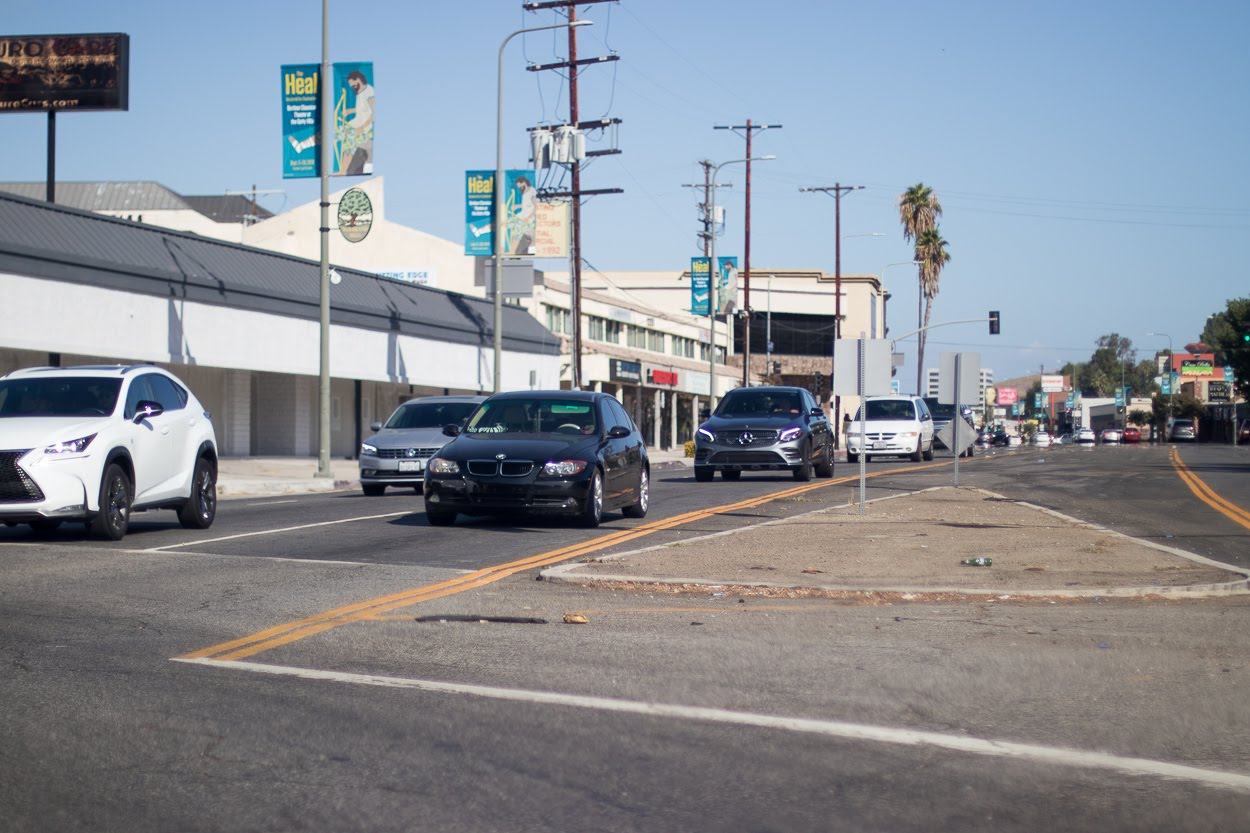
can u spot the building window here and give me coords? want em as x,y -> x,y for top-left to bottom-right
588,316 -> 622,344
544,304 -> 571,335
673,336 -> 695,358
648,330 -> 666,353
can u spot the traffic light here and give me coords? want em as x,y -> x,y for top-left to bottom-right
1241,326 -> 1250,344
814,370 -> 824,391
988,310 -> 1000,335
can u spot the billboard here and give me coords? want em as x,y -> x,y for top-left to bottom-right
281,61 -> 375,179
997,386 -> 1018,406
0,34 -> 129,112
690,257 -> 711,315
534,201 -> 569,258
1040,374 -> 1065,392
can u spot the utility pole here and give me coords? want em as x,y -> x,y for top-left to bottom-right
681,160 -> 729,258
799,183 -> 863,447
716,121 -> 781,387
524,0 -> 622,390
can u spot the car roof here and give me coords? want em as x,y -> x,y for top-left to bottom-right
1,364 -> 164,380
399,395 -> 486,404
863,394 -> 918,401
486,389 -> 601,402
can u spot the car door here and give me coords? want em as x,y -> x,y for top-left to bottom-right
122,373 -> 184,503
144,373 -> 195,499
603,397 -> 639,504
803,390 -> 829,452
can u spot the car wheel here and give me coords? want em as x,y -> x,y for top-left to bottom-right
815,438 -> 834,477
177,456 -> 217,529
425,504 -> 457,526
792,447 -> 813,481
578,469 -> 604,528
622,467 -> 649,518
922,441 -> 934,461
694,467 -> 714,482
846,450 -> 859,464
721,469 -> 741,481
91,463 -> 132,541
361,484 -> 386,496
909,441 -> 923,463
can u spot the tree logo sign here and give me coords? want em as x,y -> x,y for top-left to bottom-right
337,188 -> 372,243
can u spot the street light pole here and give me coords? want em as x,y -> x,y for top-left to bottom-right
708,155 -> 774,410
1148,331 -> 1173,442
493,19 -> 590,394
316,0 -> 332,478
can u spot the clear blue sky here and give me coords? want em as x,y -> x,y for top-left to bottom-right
4,1 -> 1247,388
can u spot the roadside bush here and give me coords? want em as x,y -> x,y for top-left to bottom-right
684,440 -> 695,458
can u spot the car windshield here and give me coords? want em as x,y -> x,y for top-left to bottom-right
855,400 -> 916,421
0,377 -> 122,417
716,391 -> 802,417
385,401 -> 478,429
464,398 -> 598,436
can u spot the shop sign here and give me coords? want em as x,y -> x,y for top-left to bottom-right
0,34 -> 129,112
1207,380 -> 1230,402
1180,357 -> 1214,376
648,369 -> 678,386
610,359 -> 641,383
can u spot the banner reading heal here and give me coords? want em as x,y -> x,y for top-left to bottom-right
691,257 -> 711,316
465,171 -> 495,256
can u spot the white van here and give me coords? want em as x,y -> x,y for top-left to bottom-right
844,395 -> 935,463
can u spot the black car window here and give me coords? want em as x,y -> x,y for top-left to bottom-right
124,377 -> 155,420
0,377 -> 122,417
466,398 -> 597,436
387,401 -> 479,429
606,397 -> 633,432
862,399 -> 916,420
718,391 -> 799,417
145,374 -> 187,411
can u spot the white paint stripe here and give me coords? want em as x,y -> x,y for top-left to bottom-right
245,500 -> 300,506
175,658 -> 1250,793
144,511 -> 410,552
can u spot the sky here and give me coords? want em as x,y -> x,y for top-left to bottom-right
3,1 -> 1248,389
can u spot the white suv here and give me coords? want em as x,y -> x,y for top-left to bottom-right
0,365 -> 218,540
844,394 -> 935,463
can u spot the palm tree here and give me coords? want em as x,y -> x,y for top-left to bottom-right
914,228 -> 951,394
898,184 -> 943,393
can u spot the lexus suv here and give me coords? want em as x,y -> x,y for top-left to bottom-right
359,395 -> 485,495
0,365 -> 218,540
694,386 -> 833,482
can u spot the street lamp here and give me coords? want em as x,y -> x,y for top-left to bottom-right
1147,331 -> 1173,442
708,154 -> 774,409
493,19 -> 591,393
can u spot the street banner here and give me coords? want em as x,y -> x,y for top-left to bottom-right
1034,392 -> 1044,408
502,169 -> 537,256
281,64 -> 320,179
717,256 -> 737,314
465,171 -> 495,255
534,201 -> 569,258
691,257 -> 711,315
332,62 -> 375,177
0,33 -> 129,112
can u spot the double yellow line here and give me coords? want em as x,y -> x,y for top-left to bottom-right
181,460 -> 951,661
1169,447 -> 1250,530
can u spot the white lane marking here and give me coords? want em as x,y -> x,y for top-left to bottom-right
175,658 -> 1250,794
245,500 -> 300,506
144,511 -> 410,552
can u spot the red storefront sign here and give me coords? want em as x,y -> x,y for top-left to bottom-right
648,369 -> 678,386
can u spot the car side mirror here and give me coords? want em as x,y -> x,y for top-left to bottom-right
607,425 -> 631,439
442,423 -> 461,437
133,400 -> 164,423
809,407 -> 823,418
370,421 -> 383,432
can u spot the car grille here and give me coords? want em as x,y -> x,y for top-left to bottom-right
706,450 -> 786,465
374,447 -> 439,459
859,432 -> 898,441
0,450 -> 44,503
466,459 -> 535,477
712,429 -> 780,446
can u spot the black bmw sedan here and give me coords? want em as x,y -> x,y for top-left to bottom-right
422,391 -> 649,527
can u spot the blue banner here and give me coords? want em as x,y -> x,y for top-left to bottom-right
281,64 -> 319,179
717,256 -> 737,314
691,257 -> 711,315
464,169 -> 534,256
465,171 -> 495,256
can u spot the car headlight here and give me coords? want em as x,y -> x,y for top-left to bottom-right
427,457 -> 460,475
696,427 -> 715,442
360,442 -> 378,456
897,431 -> 919,439
779,426 -> 802,442
44,434 -> 97,455
539,460 -> 588,478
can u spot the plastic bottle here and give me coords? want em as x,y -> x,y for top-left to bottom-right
960,557 -> 993,567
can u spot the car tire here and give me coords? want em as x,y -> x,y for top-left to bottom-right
177,456 -> 217,529
847,450 -> 859,464
622,467 -> 649,518
792,448 -> 813,481
578,469 -> 604,528
815,439 -> 834,478
922,441 -> 934,461
91,463 -> 132,541
425,504 -> 457,526
721,469 -> 741,481
361,484 -> 386,497
909,441 -> 923,463
694,467 -> 714,482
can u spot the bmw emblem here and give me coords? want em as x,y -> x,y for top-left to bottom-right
737,432 -> 754,446
405,448 -> 417,458
496,453 -> 507,460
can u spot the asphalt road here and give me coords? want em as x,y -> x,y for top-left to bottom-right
3,443 -> 1248,831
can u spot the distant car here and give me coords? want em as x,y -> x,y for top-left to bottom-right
1121,426 -> 1141,443
422,390 -> 648,528
1239,420 -> 1250,444
1053,433 -> 1073,445
1100,428 -> 1123,444
975,431 -> 995,447
695,386 -> 833,481
1169,419 -> 1196,442
359,395 -> 485,495
844,394 -> 935,464
1033,431 -> 1052,447
1007,434 -> 1023,447
1075,427 -> 1096,444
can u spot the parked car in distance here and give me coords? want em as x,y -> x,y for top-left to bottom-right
1075,427 -> 1097,444
1007,434 -> 1023,447
844,395 -> 935,464
1100,427 -> 1123,444
695,386 -> 832,481
975,430 -> 995,447
422,390 -> 648,528
1053,432 -> 1073,445
1169,419 -> 1197,442
0,364 -> 218,540
1121,426 -> 1141,443
1239,419 -> 1250,444
1032,431 -> 1052,447
359,395 -> 485,495
922,397 -> 976,458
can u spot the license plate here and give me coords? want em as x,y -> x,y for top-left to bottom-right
872,441 -> 890,450
397,459 -> 424,473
